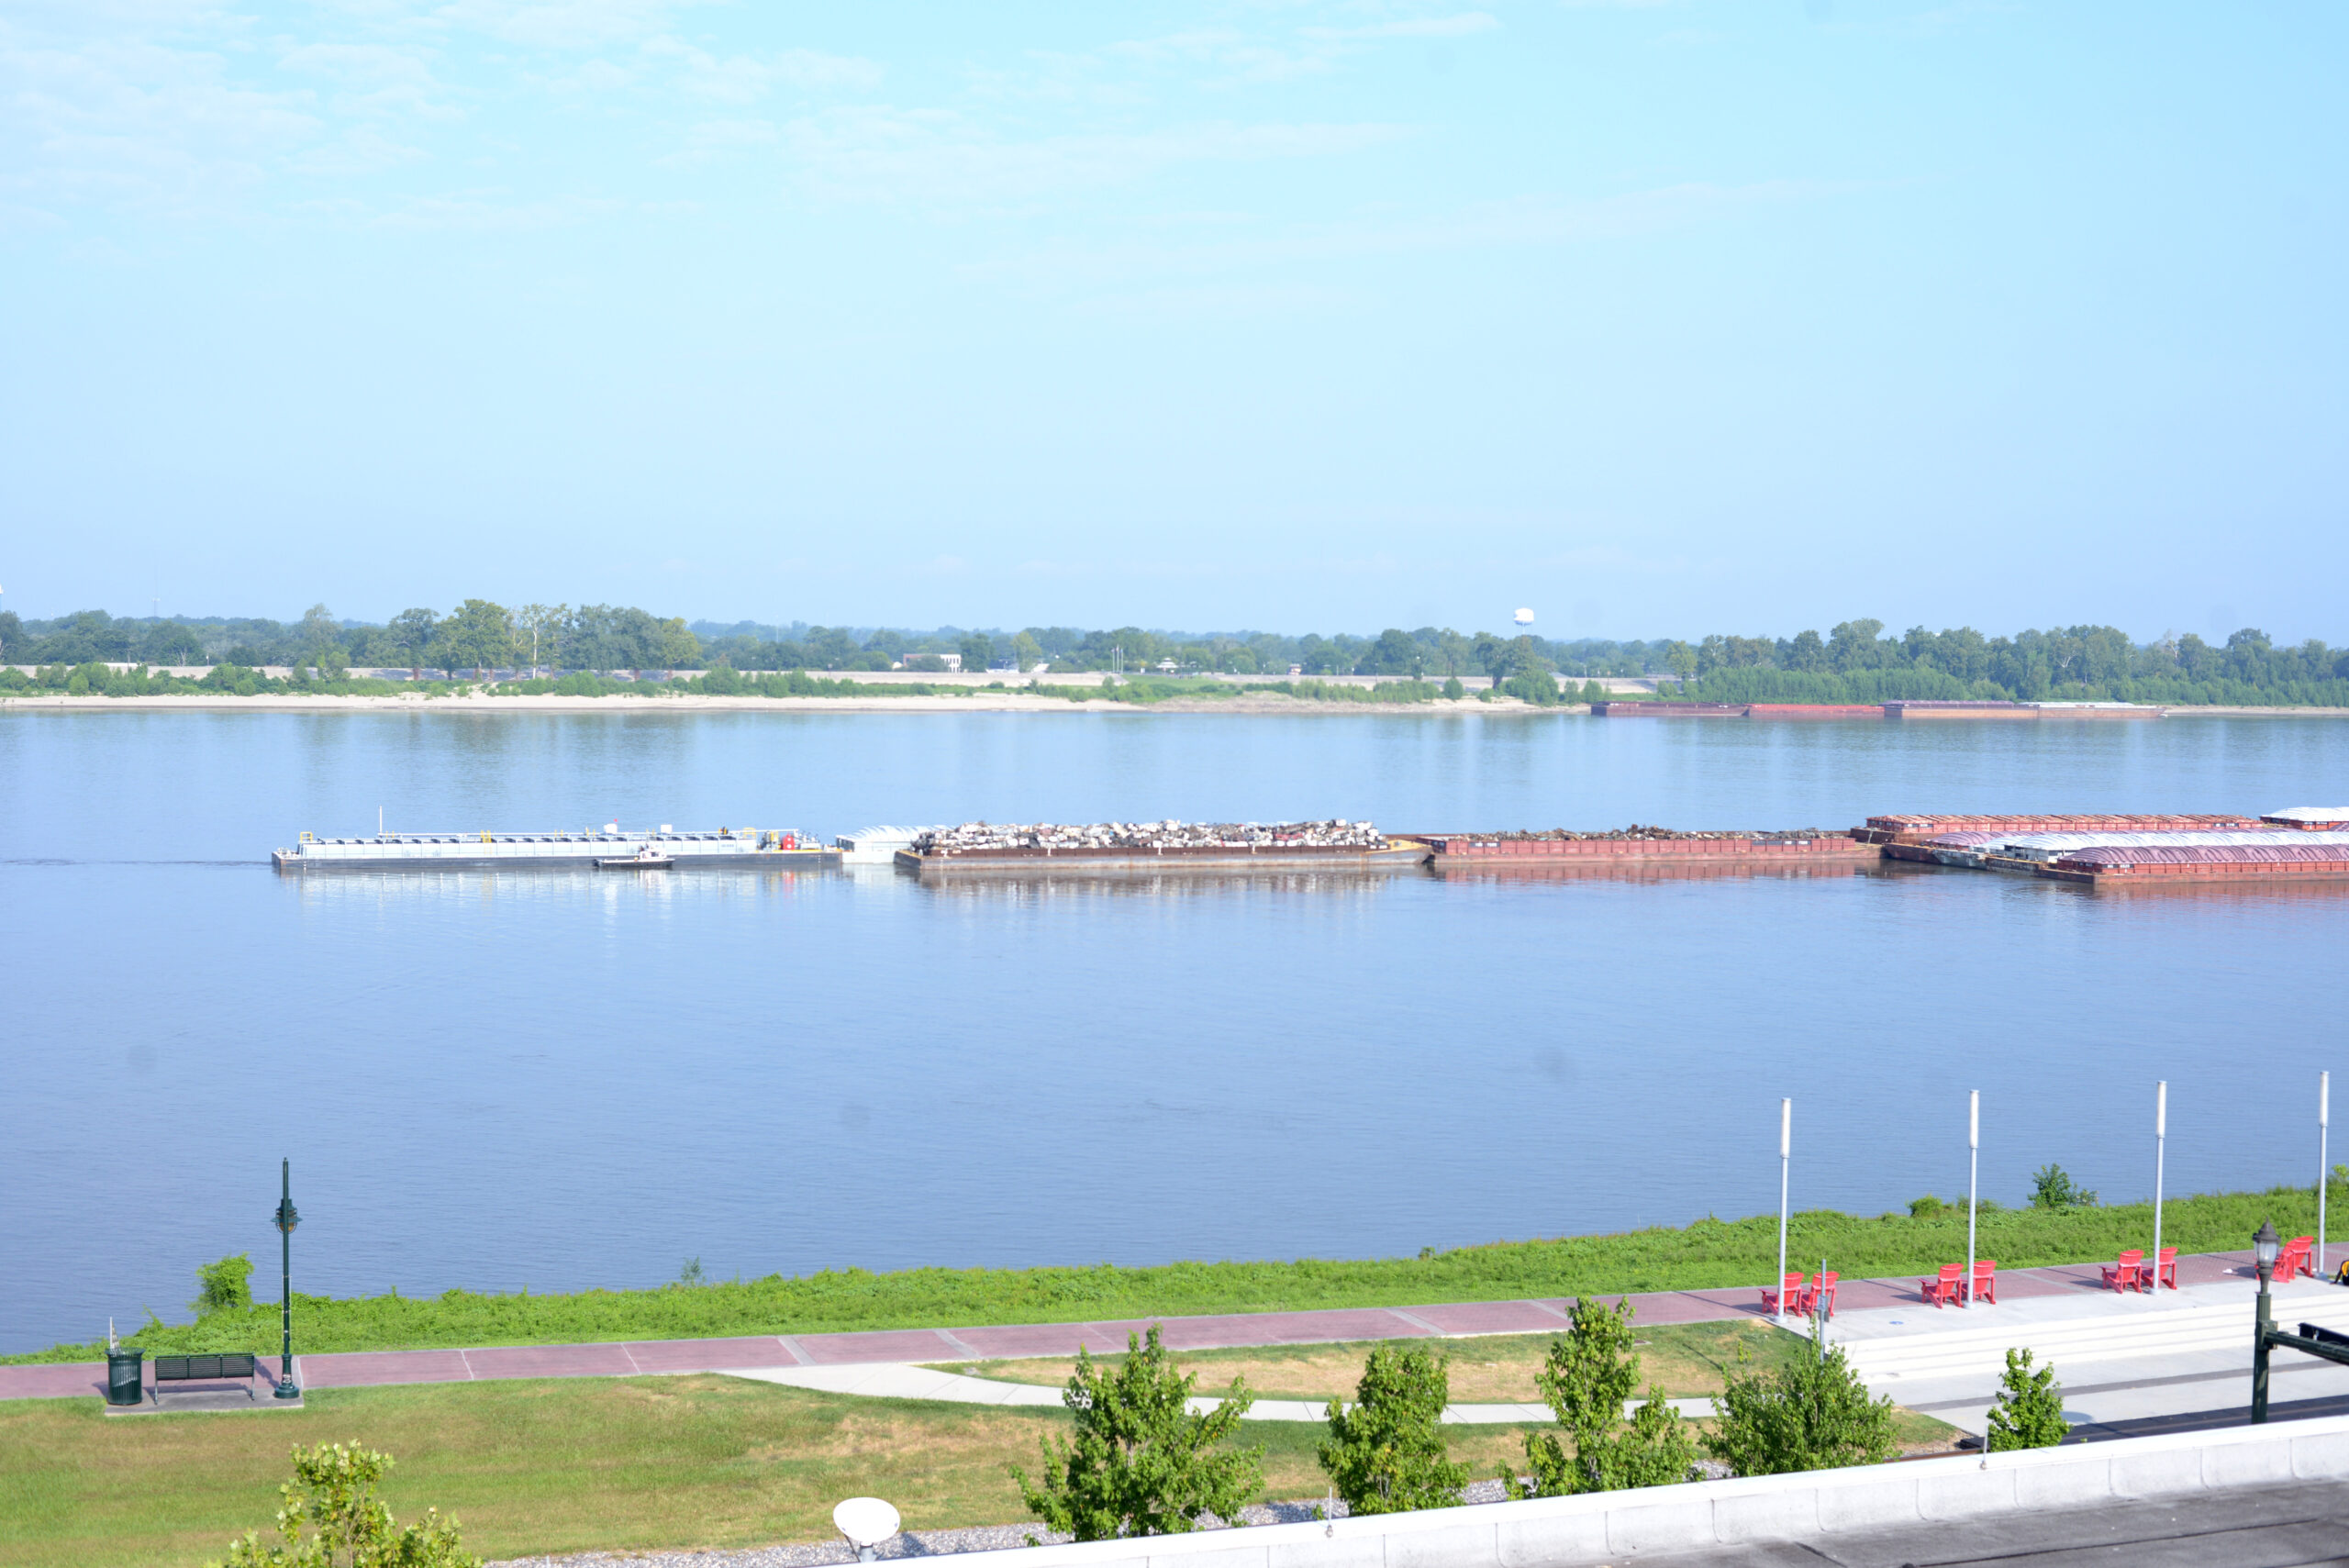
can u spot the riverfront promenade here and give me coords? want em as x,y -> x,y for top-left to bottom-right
0,1247 -> 2269,1407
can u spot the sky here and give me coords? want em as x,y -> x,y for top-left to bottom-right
2,1 -> 2343,642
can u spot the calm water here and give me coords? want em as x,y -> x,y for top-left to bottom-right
3,709 -> 2344,1353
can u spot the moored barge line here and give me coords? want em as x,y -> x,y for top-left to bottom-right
896,841 -> 1431,876
273,827 -> 839,872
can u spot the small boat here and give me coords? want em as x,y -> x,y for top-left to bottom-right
596,849 -> 674,870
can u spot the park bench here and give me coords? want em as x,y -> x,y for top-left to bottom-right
1920,1263 -> 1963,1307
152,1352 -> 261,1400
2100,1249 -> 2144,1293
1966,1259 -> 1998,1305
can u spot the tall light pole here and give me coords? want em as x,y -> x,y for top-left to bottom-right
2152,1081 -> 2167,1285
1776,1098 -> 1792,1320
273,1159 -> 301,1399
1966,1090 -> 1979,1306
2321,1073 -> 2332,1278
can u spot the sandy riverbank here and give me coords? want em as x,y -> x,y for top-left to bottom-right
0,692 -> 1567,716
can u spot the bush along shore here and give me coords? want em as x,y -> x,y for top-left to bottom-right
11,1185 -> 2325,1366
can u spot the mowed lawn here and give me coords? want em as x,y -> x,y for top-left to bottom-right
0,1376 -> 1543,1568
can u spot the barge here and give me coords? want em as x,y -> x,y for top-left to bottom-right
1854,813 -> 2259,847
273,825 -> 838,871
1421,828 -> 1879,870
895,819 -> 1429,877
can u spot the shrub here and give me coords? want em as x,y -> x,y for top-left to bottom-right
1705,1323 -> 1898,1475
1442,676 -> 1464,699
1986,1348 -> 2067,1451
1513,1296 -> 1698,1496
193,1254 -> 255,1317
208,1441 -> 475,1567
1012,1325 -> 1262,1540
1318,1342 -> 1467,1514
1909,1195 -> 1948,1218
2031,1164 -> 2098,1210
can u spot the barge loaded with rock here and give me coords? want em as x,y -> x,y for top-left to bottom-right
894,819 -> 1428,876
1421,825 -> 1876,870
273,824 -> 837,871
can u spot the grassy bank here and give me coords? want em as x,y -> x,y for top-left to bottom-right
12,1188 -> 2316,1368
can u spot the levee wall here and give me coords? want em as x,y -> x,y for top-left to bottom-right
941,1415 -> 2349,1568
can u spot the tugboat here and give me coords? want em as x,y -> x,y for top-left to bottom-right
596,846 -> 674,871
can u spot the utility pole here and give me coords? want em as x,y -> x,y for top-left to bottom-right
2153,1082 -> 2167,1284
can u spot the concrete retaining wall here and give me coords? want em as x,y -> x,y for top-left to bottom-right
941,1415 -> 2349,1568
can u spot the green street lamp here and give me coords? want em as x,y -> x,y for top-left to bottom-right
273,1159 -> 301,1400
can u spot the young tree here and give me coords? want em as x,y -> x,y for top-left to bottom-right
961,633 -> 996,674
192,1253 -> 254,1316
1704,1327 -> 1898,1476
1012,1326 -> 1262,1540
1986,1348 -> 2068,1451
208,1441 -> 476,1567
1514,1296 -> 1698,1496
1318,1343 -> 1468,1515
1011,630 -> 1046,671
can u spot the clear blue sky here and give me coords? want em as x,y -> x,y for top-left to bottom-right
2,2 -> 2342,641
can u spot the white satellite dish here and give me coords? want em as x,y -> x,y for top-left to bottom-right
834,1497 -> 901,1562
1513,607 -> 1535,626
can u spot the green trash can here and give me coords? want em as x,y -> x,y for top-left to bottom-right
105,1348 -> 144,1407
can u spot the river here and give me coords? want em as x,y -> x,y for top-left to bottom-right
1,708 -> 2343,1352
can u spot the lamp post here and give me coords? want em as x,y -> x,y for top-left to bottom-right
2153,1082 -> 2167,1288
1776,1098 -> 1792,1321
2253,1219 -> 2279,1423
2321,1073 -> 2331,1279
1966,1090 -> 1979,1307
273,1159 -> 301,1400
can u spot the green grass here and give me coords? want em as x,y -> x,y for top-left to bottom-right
13,1187 -> 2311,1368
0,1377 -> 1539,1568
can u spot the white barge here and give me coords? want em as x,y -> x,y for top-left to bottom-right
273,826 -> 837,871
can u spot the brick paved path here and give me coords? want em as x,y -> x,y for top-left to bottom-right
3,1249 -> 2257,1404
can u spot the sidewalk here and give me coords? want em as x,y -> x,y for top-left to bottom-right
1,1247 -> 2281,1407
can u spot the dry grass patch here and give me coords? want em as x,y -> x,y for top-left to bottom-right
934,1320 -> 1802,1404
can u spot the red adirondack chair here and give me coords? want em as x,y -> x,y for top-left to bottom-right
1798,1271 -> 1840,1319
1920,1263 -> 1964,1307
2100,1249 -> 2144,1292
1966,1259 -> 1998,1305
2136,1247 -> 2177,1291
1760,1272 -> 1807,1314
2290,1237 -> 2317,1279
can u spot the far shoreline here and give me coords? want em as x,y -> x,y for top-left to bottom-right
4,693 -> 2347,717
0,691 -> 1566,716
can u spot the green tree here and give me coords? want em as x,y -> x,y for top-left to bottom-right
960,634 -> 996,674
1011,630 -> 1046,671
435,600 -> 514,677
1355,629 -> 1425,677
2030,1164 -> 2098,1209
388,609 -> 440,677
1318,1343 -> 1467,1515
1662,640 -> 1698,684
193,1253 -> 254,1316
1011,1326 -> 1263,1540
1985,1348 -> 2067,1451
1704,1328 -> 1898,1476
1514,1296 -> 1697,1496
209,1441 -> 476,1567
1442,676 -> 1464,700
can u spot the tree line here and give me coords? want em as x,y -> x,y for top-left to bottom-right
5,605 -> 2345,704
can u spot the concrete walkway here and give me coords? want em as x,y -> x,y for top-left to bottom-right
0,1247 -> 2281,1414
714,1360 -> 1719,1423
